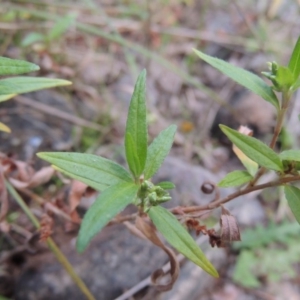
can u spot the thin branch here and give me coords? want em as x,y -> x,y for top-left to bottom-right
173,175 -> 300,214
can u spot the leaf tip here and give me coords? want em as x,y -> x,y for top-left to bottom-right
76,239 -> 86,253
32,64 -> 40,71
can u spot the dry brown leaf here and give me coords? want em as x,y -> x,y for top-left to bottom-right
136,215 -> 179,291
220,206 -> 241,243
27,166 -> 55,188
13,161 -> 34,182
9,166 -> 55,189
39,214 -> 54,242
64,180 -> 88,231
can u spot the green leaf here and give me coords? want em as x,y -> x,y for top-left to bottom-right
280,150 -> 300,162
0,56 -> 39,75
125,133 -> 141,177
288,36 -> 300,81
233,250 -> 261,288
233,221 -> 300,250
291,77 -> 300,91
125,70 -> 147,178
148,205 -> 218,277
220,125 -> 283,172
156,181 -> 176,190
284,186 -> 300,224
144,125 -> 177,179
0,77 -> 71,95
77,182 -> 139,252
0,295 -> 12,300
233,145 -> 258,176
218,170 -> 253,188
37,152 -> 133,191
193,49 -> 279,110
22,32 -> 45,47
0,94 -> 16,102
47,14 -> 76,41
274,66 -> 295,90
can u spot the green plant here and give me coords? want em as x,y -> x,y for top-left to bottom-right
38,70 -> 219,283
233,221 -> 300,287
0,56 -> 71,132
21,14 -> 76,47
37,35 -> 300,291
0,57 -> 96,299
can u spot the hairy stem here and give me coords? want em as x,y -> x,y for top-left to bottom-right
5,180 -> 95,300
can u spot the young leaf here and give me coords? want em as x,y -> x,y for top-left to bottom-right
233,145 -> 258,176
144,125 -> 177,179
284,185 -> 300,225
220,125 -> 283,172
193,49 -> 279,110
218,170 -> 253,188
148,205 -> 218,277
156,181 -> 176,190
37,152 -> 133,191
125,70 -> 147,178
288,36 -> 300,81
280,150 -> 300,162
77,182 -> 139,252
273,66 -> 295,90
125,133 -> 141,177
0,77 -> 71,95
0,56 -> 39,75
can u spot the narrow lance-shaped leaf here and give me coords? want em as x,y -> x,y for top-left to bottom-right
220,125 -> 283,172
0,77 -> 71,95
0,56 -> 39,75
288,36 -> 300,81
233,144 -> 258,176
218,170 -> 253,188
193,49 -> 279,110
125,70 -> 147,178
144,125 -> 177,179
148,205 -> 219,277
156,181 -> 176,190
77,182 -> 139,252
37,152 -> 133,191
125,133 -> 141,177
284,185 -> 300,225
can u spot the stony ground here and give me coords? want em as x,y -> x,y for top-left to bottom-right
0,1 -> 300,299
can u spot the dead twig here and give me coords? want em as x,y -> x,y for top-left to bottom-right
14,95 -> 104,132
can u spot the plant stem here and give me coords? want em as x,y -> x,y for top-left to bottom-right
249,90 -> 291,186
173,174 -> 300,214
269,90 -> 290,150
5,180 -> 95,300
